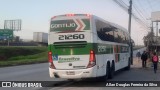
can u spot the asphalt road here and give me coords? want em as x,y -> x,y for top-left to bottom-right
0,63 -> 54,81
1,47 -> 160,90
0,63 -> 68,90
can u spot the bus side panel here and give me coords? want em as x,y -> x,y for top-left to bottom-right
119,46 -> 130,68
113,45 -> 130,70
119,53 -> 129,68
93,43 -> 114,77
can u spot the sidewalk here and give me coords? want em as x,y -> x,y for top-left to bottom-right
131,57 -> 152,69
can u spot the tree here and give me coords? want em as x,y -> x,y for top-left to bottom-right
143,31 -> 154,46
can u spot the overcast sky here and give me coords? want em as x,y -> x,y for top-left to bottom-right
0,0 -> 160,45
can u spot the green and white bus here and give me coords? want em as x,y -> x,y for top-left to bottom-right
48,14 -> 132,80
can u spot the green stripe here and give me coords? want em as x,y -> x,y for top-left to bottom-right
48,43 -> 129,55
82,19 -> 90,30
95,44 -> 113,54
48,43 -> 93,55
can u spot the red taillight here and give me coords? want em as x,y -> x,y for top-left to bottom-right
90,50 -> 95,61
48,51 -> 56,69
87,50 -> 96,68
48,51 -> 52,62
66,14 -> 75,16
86,14 -> 91,17
49,62 -> 56,69
51,16 -> 56,19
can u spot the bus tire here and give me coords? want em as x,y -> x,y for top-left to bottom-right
109,61 -> 115,79
100,62 -> 110,81
125,58 -> 131,70
105,62 -> 110,80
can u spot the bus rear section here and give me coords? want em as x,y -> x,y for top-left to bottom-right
48,14 -> 97,79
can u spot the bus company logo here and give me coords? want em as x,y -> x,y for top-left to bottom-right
58,57 -> 80,63
2,82 -> 11,87
50,19 -> 89,32
52,55 -> 58,61
50,23 -> 76,29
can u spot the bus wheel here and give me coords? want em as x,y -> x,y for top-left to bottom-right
109,61 -> 115,79
105,62 -> 110,80
100,62 -> 110,82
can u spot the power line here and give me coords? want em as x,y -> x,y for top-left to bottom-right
128,0 -> 150,29
135,0 -> 151,17
118,0 -> 128,7
113,0 -> 128,12
132,3 -> 150,28
113,0 -> 150,30
132,1 -> 149,20
132,5 -> 147,22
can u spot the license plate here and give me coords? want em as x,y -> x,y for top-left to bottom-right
66,71 -> 75,75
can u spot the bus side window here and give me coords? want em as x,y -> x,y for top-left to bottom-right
103,27 -> 114,42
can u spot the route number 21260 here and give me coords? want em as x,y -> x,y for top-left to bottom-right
59,34 -> 85,40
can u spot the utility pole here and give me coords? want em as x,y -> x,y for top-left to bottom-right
128,0 -> 133,65
151,24 -> 153,49
128,0 -> 132,35
156,22 -> 158,52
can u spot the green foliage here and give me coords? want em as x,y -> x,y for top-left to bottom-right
0,58 -> 47,67
0,46 -> 47,60
8,51 -> 47,60
0,46 -> 48,67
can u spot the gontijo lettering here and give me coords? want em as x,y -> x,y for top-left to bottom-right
51,23 -> 76,28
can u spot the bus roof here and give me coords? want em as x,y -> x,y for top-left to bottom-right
51,14 -> 129,34
51,14 -> 92,19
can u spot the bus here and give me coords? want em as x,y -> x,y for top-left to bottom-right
48,14 -> 132,80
